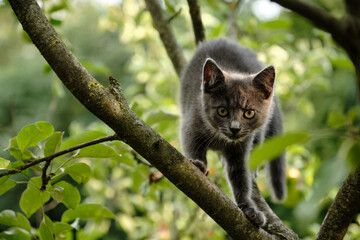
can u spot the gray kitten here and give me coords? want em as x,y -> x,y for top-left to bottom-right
180,38 -> 286,226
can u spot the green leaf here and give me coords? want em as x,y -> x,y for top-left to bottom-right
54,222 -> 73,235
49,2 -> 68,13
10,161 -> 29,177
17,122 -> 54,153
16,212 -> 31,232
60,131 -> 107,150
331,56 -> 355,71
43,64 -> 52,73
52,78 -> 65,98
139,181 -> 150,197
0,175 -> 10,185
61,204 -> 116,223
145,110 -> 178,126
5,137 -> 19,150
65,163 -> 92,184
50,18 -> 62,26
0,157 -> 10,169
19,177 -> 51,218
0,210 -> 31,232
0,177 -> 17,196
53,181 -> 80,209
20,187 -> 42,218
22,30 -> 32,43
327,111 -> 347,128
0,210 -> 18,226
53,186 -> 65,203
165,0 -> 177,14
131,170 -> 144,193
39,215 -> 54,240
0,227 -> 32,240
347,141 -> 360,169
76,144 -> 119,158
44,132 -> 64,157
250,132 -> 310,170
8,146 -> 36,161
81,60 -> 110,76
260,19 -> 292,29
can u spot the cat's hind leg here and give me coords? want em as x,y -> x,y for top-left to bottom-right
222,150 -> 267,226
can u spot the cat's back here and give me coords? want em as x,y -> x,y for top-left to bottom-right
180,38 -> 263,107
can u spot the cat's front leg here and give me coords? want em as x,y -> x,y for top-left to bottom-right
222,151 -> 266,227
181,130 -> 210,175
189,159 -> 209,176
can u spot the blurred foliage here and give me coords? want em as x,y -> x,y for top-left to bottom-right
0,0 -> 359,239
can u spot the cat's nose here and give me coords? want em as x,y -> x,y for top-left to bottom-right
230,127 -> 240,135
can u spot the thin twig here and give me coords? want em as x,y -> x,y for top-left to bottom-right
144,0 -> 186,77
131,150 -> 152,167
0,134 -> 118,178
222,0 -> 243,40
40,159 -> 52,191
187,0 -> 206,44
168,8 -> 182,23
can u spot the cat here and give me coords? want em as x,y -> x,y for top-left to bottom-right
180,38 -> 286,226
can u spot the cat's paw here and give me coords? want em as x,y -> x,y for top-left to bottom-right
190,159 -> 209,176
238,203 -> 266,227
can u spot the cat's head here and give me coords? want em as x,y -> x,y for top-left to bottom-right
201,58 -> 275,141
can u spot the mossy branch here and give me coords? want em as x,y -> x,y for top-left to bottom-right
315,166 -> 360,240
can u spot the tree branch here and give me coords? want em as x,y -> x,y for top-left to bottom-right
345,0 -> 360,17
40,159 -> 52,191
270,0 -> 342,35
0,134 -> 118,178
252,182 -> 299,240
315,166 -> 360,240
167,8 -> 182,23
144,0 -> 186,77
8,0 -> 294,238
221,0 -> 243,40
187,0 -> 206,44
270,0 -> 360,94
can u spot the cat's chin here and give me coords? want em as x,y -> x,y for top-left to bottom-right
226,134 -> 248,142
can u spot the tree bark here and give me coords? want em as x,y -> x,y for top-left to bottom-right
315,167 -> 360,240
8,0 -> 293,238
187,0 -> 206,44
144,0 -> 186,77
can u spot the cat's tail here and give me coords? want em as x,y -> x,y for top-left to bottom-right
267,153 -> 287,201
265,98 -> 287,201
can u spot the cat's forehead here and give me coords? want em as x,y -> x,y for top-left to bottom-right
225,79 -> 264,108
223,71 -> 254,81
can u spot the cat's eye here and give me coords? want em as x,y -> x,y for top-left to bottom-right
217,107 -> 229,117
244,110 -> 255,119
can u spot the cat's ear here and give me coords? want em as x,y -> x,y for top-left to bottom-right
202,58 -> 225,92
252,65 -> 275,99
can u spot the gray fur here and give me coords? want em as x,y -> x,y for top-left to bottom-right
180,38 -> 286,226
